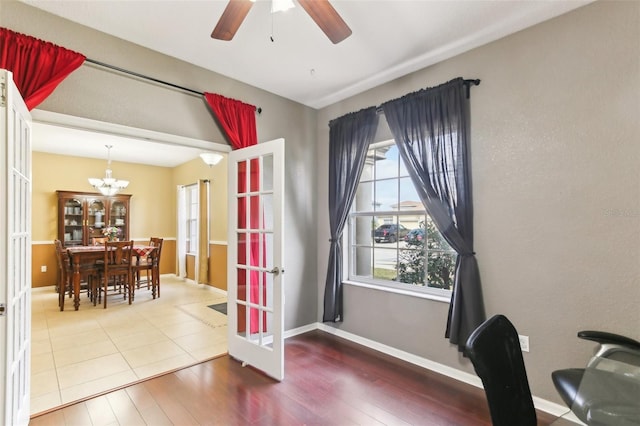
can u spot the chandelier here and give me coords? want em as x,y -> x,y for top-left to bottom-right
88,145 -> 129,196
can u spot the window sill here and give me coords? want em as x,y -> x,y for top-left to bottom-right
343,280 -> 451,303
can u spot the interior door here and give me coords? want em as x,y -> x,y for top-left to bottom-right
0,69 -> 32,425
227,138 -> 284,381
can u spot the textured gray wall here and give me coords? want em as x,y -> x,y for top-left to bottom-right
316,0 -> 640,404
2,1 -> 319,331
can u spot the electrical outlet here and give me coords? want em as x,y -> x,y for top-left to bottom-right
518,335 -> 530,352
40,265 -> 47,273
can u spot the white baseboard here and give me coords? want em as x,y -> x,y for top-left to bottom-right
289,322 -> 578,422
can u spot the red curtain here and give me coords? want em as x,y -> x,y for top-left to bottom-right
0,27 -> 85,111
204,93 -> 263,333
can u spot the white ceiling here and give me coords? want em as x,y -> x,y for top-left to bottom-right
23,0 -> 591,166
31,110 -> 231,167
20,0 -> 591,110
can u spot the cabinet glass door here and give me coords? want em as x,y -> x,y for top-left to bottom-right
88,199 -> 106,244
63,199 -> 83,246
110,200 -> 127,241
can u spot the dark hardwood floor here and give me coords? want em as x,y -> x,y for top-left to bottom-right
30,330 -> 560,425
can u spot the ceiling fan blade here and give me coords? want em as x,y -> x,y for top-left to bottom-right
297,0 -> 352,44
211,0 -> 254,41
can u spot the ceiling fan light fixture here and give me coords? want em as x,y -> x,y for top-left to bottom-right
271,0 -> 295,13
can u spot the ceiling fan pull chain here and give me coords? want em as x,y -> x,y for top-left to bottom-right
270,10 -> 275,42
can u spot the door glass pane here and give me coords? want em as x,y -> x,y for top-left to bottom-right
262,154 -> 274,191
264,271 -> 274,311
236,302 -> 247,337
248,233 -> 260,267
263,310 -> 274,344
249,196 -> 260,229
237,233 -> 246,265
250,158 -> 260,192
237,196 -> 247,229
237,161 -> 248,194
236,268 -> 247,302
264,233 -> 274,270
262,194 -> 274,230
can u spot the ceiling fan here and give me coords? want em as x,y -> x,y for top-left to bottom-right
211,0 -> 352,44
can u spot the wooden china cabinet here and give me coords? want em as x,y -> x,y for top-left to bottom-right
56,190 -> 131,247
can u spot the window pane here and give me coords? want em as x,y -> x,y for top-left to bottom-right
399,177 -> 420,211
354,216 -> 373,246
426,252 -> 455,290
348,138 -> 454,297
375,179 -> 398,211
354,246 -> 372,277
374,145 -> 398,180
355,181 -> 374,213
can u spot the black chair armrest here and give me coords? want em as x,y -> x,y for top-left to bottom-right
578,331 -> 640,351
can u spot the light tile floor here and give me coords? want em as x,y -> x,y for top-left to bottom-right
30,276 -> 228,416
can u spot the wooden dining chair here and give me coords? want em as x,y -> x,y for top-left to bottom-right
134,237 -> 163,299
54,239 -> 71,311
55,239 -> 99,310
94,240 -> 134,308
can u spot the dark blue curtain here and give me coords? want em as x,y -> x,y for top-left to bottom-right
323,107 -> 379,322
381,78 -> 485,351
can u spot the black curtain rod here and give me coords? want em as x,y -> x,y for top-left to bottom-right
85,57 -> 262,114
375,78 -> 480,113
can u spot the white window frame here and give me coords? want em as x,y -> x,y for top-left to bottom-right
185,183 -> 198,254
346,140 -> 455,302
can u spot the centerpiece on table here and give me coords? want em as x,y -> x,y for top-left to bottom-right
102,226 -> 121,242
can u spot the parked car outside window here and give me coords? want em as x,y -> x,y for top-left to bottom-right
404,228 -> 425,243
374,224 -> 409,243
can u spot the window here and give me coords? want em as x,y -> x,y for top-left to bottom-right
348,140 -> 456,298
185,184 -> 198,254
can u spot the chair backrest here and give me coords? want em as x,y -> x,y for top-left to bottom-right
465,314 -> 537,426
53,239 -> 66,271
104,240 -> 134,272
149,237 -> 163,264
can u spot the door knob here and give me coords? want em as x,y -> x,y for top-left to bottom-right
267,267 -> 284,276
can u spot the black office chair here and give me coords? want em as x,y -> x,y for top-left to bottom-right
465,314 -> 537,426
552,331 -> 640,425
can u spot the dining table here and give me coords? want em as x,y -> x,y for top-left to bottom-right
66,244 -> 157,310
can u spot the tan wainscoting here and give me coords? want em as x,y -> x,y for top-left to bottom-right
185,253 -> 196,280
184,243 -> 227,292
32,243 -> 58,288
209,243 -> 227,291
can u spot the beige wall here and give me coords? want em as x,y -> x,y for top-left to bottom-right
317,0 -> 640,405
33,152 -> 174,241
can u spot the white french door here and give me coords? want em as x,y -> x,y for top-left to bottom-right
0,69 -> 32,425
227,138 -> 285,381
